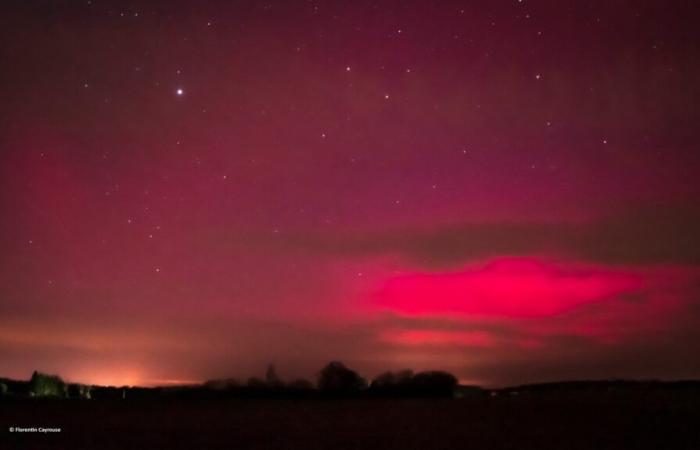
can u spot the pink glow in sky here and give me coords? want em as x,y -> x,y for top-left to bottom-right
374,258 -> 644,318
371,258 -> 699,353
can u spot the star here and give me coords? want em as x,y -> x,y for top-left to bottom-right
176,88 -> 184,96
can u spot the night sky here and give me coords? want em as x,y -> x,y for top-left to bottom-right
2,0 -> 700,387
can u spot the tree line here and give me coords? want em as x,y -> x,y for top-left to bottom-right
0,362 -> 468,400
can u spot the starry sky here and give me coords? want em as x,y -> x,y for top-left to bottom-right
1,0 -> 700,387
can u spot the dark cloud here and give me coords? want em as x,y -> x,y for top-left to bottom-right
267,203 -> 700,267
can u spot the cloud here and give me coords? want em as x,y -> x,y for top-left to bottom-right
266,203 -> 700,267
379,329 -> 496,348
353,257 -> 700,385
372,257 -> 644,318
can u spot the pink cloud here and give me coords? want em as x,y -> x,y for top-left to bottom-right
366,257 -> 700,360
381,329 -> 496,347
373,257 -> 644,318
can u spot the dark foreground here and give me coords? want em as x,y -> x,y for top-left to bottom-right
2,392 -> 700,450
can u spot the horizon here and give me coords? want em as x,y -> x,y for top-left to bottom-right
6,367 -> 700,391
2,0 -> 700,388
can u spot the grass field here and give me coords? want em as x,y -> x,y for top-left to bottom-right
2,392 -> 699,449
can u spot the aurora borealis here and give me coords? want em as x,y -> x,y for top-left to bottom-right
1,0 -> 699,387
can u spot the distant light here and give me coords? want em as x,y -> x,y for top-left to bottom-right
176,88 -> 184,96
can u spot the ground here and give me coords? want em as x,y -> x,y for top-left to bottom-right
2,393 -> 699,449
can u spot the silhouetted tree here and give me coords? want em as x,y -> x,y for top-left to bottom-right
368,369 -> 460,397
29,371 -> 67,398
409,371 -> 458,397
67,383 -> 92,399
371,369 -> 414,389
318,361 -> 367,393
265,364 -> 283,388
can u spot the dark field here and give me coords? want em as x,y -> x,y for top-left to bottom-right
2,393 -> 700,450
